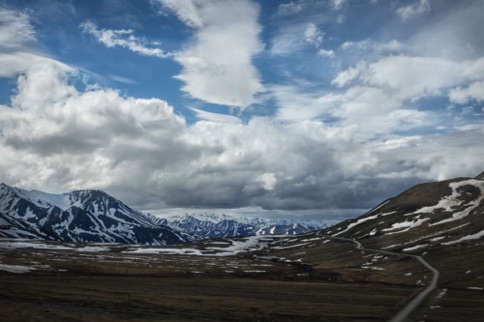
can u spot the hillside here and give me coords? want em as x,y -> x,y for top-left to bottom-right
322,174 -> 484,321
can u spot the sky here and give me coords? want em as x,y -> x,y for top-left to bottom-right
0,0 -> 483,221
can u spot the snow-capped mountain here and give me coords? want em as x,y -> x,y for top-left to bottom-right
157,212 -> 325,239
0,183 -> 187,245
325,174 -> 484,251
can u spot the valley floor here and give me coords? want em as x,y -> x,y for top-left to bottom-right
1,234 -> 483,321
0,275 -> 416,322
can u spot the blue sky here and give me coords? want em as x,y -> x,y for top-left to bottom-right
0,0 -> 483,221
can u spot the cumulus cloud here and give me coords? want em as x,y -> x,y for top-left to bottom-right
273,82 -> 432,143
332,56 -> 484,101
331,62 -> 366,87
155,0 -> 264,109
449,81 -> 484,104
80,21 -> 172,58
396,0 -> 430,21
317,49 -> 335,58
304,23 -> 323,47
1,1 -> 483,222
1,60 -> 482,218
0,61 -> 189,191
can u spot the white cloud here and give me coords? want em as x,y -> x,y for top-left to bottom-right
80,21 -> 172,58
334,56 -> 484,101
0,51 -> 71,78
257,173 -> 277,191
270,29 -> 304,55
190,107 -> 242,124
331,62 -> 366,87
1,60 -> 482,216
0,9 -> 36,50
0,8 -> 70,78
396,0 -> 430,21
108,74 -> 138,85
364,56 -> 457,99
317,49 -> 335,58
271,23 -> 325,55
1,1 -> 483,220
271,83 -> 430,142
304,23 -> 323,47
0,61 -> 187,192
151,0 -> 203,28
275,1 -> 303,16
449,81 -> 484,104
274,0 -> 325,17
271,85 -> 335,121
340,39 -> 404,53
330,0 -> 347,10
407,1 -> 484,60
157,0 -> 263,109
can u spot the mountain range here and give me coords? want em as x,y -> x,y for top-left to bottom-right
157,212 -> 325,239
0,183 -> 187,245
0,183 -> 324,244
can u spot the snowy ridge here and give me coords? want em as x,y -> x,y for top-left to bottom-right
158,212 -> 325,239
0,183 -> 187,245
327,176 -> 484,252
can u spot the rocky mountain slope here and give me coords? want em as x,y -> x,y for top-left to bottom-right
321,173 -> 484,321
325,175 -> 484,252
0,183 -> 187,245
157,212 -> 324,239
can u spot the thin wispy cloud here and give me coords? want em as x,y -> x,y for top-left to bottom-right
396,0 -> 431,21
80,21 -> 173,58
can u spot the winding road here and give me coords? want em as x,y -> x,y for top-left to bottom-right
325,235 -> 440,322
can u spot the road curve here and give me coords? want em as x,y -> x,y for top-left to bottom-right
325,235 -> 440,322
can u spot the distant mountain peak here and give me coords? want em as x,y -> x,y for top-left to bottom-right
0,184 -> 188,245
158,212 -> 326,239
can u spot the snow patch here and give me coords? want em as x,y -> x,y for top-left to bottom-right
424,180 -> 484,226
0,263 -> 35,273
442,230 -> 484,245
402,244 -> 428,252
466,287 -> 483,291
382,217 -> 430,233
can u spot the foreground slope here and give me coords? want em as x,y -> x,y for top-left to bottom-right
0,183 -> 187,245
325,174 -> 484,321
